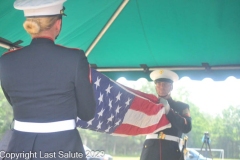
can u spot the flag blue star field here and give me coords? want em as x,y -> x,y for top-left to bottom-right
76,69 -> 171,136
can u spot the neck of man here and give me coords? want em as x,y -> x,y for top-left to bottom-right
159,94 -> 171,100
32,28 -> 57,40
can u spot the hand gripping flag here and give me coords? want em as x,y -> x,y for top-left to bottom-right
76,69 -> 171,136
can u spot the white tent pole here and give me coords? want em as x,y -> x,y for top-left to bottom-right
0,42 -> 10,50
85,0 -> 129,57
96,66 -> 240,72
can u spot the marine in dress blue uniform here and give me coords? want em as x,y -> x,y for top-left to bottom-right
140,69 -> 192,160
0,0 -> 96,159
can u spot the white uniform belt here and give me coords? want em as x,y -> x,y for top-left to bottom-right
14,119 -> 76,133
146,133 -> 181,143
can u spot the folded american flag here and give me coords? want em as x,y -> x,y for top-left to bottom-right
76,69 -> 171,136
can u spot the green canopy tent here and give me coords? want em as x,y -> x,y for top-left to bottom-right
1,0 -> 240,81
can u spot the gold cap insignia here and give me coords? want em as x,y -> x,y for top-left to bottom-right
60,6 -> 67,16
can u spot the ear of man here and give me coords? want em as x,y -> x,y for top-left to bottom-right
53,19 -> 62,39
55,19 -> 62,32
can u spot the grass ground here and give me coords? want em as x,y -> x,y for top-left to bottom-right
113,157 -> 139,160
113,157 -> 237,160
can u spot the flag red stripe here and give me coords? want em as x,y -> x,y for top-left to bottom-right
113,115 -> 170,136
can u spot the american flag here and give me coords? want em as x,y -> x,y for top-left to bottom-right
76,69 -> 171,136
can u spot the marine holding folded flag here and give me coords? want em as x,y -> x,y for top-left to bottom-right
140,69 -> 192,160
0,0 -> 96,159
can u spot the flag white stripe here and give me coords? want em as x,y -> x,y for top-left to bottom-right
121,108 -> 167,128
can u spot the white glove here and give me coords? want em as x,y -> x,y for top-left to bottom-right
159,97 -> 170,114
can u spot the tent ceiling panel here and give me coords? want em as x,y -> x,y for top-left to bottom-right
0,0 -> 240,81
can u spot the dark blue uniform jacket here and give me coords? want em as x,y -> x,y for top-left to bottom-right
0,37 -> 96,160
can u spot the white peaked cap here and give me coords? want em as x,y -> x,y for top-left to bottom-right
150,69 -> 179,82
14,0 -> 67,17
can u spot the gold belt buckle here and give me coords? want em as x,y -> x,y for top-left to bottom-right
158,132 -> 166,139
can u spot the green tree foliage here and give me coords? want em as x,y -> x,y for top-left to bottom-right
212,106 -> 240,158
0,88 -> 13,140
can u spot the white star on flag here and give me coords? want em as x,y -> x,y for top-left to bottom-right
116,92 -> 122,102
98,92 -> 103,105
115,105 -> 121,115
108,99 -> 113,110
107,114 -> 114,124
125,98 -> 132,107
94,76 -> 101,89
105,126 -> 112,132
114,119 -> 121,127
87,118 -> 94,127
97,121 -> 103,130
105,84 -> 113,95
97,108 -> 105,119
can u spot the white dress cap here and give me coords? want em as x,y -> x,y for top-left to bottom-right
14,0 -> 67,17
150,69 -> 179,82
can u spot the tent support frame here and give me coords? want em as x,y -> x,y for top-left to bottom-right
85,0 -> 129,56
94,65 -> 240,72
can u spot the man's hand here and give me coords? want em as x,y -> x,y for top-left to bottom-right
159,97 -> 170,114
